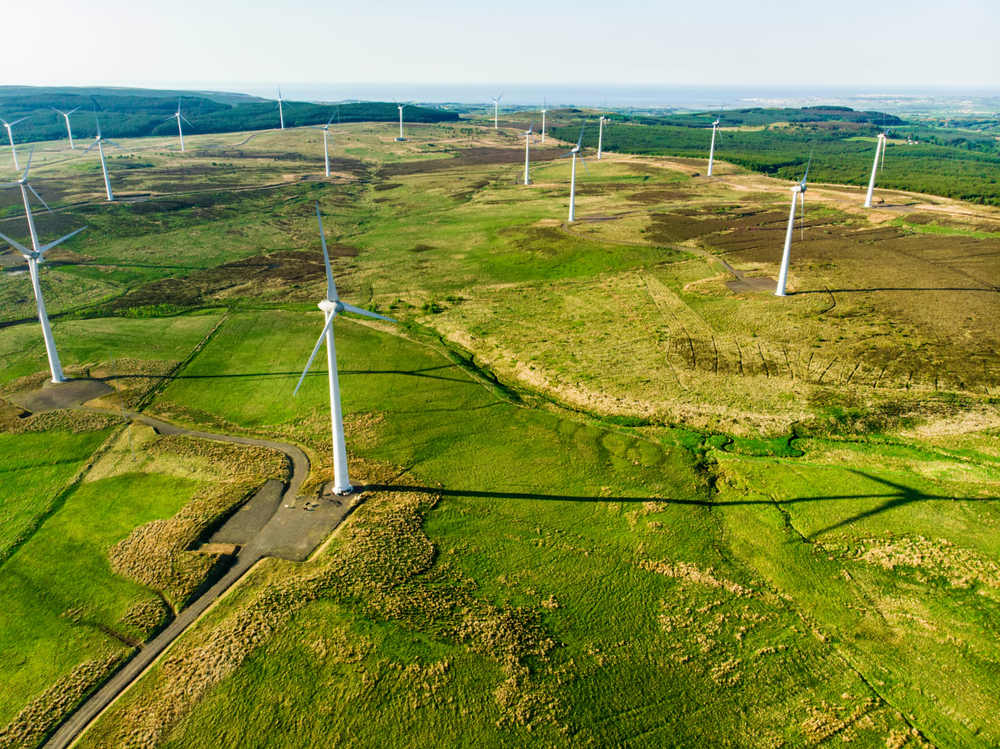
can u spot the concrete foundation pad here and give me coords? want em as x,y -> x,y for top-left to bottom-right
9,378 -> 114,414
726,277 -> 777,293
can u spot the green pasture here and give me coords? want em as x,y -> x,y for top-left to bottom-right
0,430 -> 111,562
0,313 -> 222,382
0,472 -> 199,726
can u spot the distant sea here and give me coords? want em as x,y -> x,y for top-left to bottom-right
189,83 -> 998,115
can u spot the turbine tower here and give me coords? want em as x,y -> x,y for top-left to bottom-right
775,154 -> 812,297
597,113 -> 607,159
294,204 -> 397,495
393,100 -> 407,141
1,117 -> 27,170
310,113 -> 338,177
864,131 -> 888,208
0,148 -> 87,384
164,99 -> 193,152
560,125 -> 588,222
540,96 -> 548,143
521,116 -> 538,185
707,107 -> 724,177
51,107 -> 81,149
277,86 -> 285,130
83,115 -> 125,201
491,93 -> 503,129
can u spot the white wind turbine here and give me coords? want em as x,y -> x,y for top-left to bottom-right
775,153 -> 812,297
490,93 -> 503,129
541,96 -> 548,143
0,148 -> 87,384
277,86 -> 286,130
51,107 -> 81,149
864,130 -> 888,208
294,203 -> 397,495
597,112 -> 607,159
521,116 -> 538,185
310,112 -> 338,177
82,115 -> 125,201
164,98 -> 193,152
707,106 -> 724,177
560,124 -> 589,222
2,117 -> 27,170
393,100 -> 407,141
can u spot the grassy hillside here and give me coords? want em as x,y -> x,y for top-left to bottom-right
0,121 -> 998,748
552,107 -> 1000,205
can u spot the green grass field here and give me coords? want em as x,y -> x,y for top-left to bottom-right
1,117 -> 998,748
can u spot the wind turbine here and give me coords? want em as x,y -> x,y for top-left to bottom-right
310,113 -> 337,177
864,131 -> 888,208
294,203 -> 397,495
163,98 -> 193,152
82,115 -> 125,201
1,117 -> 27,170
597,113 -> 607,159
775,153 -> 812,297
560,124 -> 588,222
393,100 -> 407,141
540,96 -> 548,143
707,106 -> 724,177
521,116 -> 538,185
490,93 -> 503,129
277,86 -> 285,130
51,107 -> 81,149
0,148 -> 87,384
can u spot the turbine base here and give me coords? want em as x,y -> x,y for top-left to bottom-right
394,138 -> 407,142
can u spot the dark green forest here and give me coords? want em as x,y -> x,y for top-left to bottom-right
0,93 -> 458,145
553,108 -> 1000,206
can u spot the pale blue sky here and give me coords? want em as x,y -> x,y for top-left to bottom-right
6,0 -> 998,92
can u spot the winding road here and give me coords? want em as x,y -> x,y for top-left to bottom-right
41,405 -> 353,749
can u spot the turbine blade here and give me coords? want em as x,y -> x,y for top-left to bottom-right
162,114 -> 175,121
327,113 -> 336,126
340,302 -> 397,323
801,150 -> 813,187
28,184 -> 53,214
293,315 -> 335,397
10,117 -> 26,127
22,146 -> 34,179
580,155 -> 590,175
181,115 -> 194,127
576,124 -> 585,149
0,229 -> 31,255
104,139 -> 128,152
82,141 -> 99,154
315,203 -> 338,302
50,106 -> 67,116
68,107 -> 81,115
39,226 -> 87,254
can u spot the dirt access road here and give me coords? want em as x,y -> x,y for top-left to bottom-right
38,399 -> 353,749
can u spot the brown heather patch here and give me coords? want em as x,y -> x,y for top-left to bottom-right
0,654 -> 122,749
118,596 -> 171,638
824,535 -> 1000,590
0,400 -> 116,435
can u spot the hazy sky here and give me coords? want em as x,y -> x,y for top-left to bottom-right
5,0 -> 998,94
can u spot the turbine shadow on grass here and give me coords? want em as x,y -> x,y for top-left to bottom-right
797,287 -> 998,294
366,469 -> 996,541
149,365 -> 469,384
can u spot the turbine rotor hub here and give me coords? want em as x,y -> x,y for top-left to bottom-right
318,299 -> 340,314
